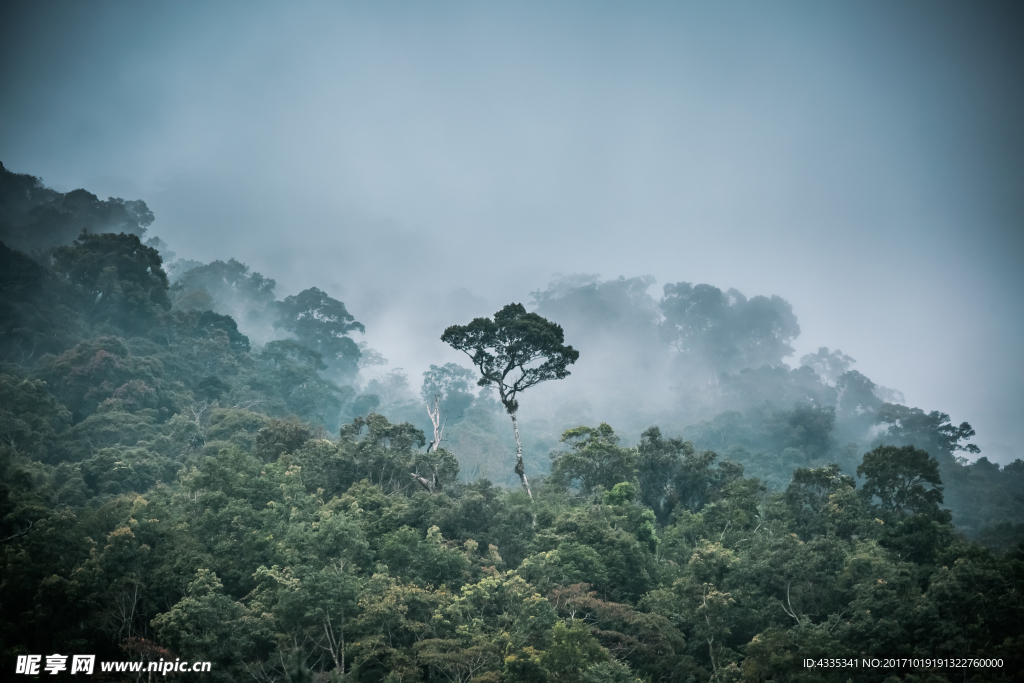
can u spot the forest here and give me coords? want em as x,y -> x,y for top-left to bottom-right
2,160 -> 1023,682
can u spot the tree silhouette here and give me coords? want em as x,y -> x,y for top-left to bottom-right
441,303 -> 578,498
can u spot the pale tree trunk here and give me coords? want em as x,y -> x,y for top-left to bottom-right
426,395 -> 445,451
410,396 -> 445,493
413,473 -> 435,493
510,411 -> 532,499
322,611 -> 348,679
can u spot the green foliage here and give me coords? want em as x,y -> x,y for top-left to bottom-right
339,413 -> 428,493
421,362 -> 477,417
274,287 -> 363,379
634,426 -> 691,522
764,403 -> 835,462
0,241 -> 88,363
874,403 -> 980,457
194,310 -> 251,351
0,374 -> 71,459
636,425 -> 747,526
547,583 -> 683,679
541,620 -> 609,682
170,258 -> 277,318
660,281 -> 800,374
784,464 -> 856,539
0,162 -> 153,253
52,231 -> 170,330
36,336 -> 187,429
80,446 -> 181,495
378,525 -> 471,587
416,636 -> 500,682
1,173 -> 1023,682
857,445 -> 948,521
152,569 -> 269,675
256,417 -> 318,462
256,340 -> 351,429
550,423 -> 635,495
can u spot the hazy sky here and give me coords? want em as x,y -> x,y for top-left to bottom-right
2,1 -> 1022,461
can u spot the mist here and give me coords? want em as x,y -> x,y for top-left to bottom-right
2,0 -> 1023,464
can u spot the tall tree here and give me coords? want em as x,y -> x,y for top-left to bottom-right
420,363 -> 476,452
274,287 -> 364,380
441,303 -> 579,498
874,404 -> 980,459
659,282 -> 799,380
51,231 -> 170,331
799,347 -> 856,384
169,258 -> 277,331
550,423 -> 636,495
857,444 -> 946,520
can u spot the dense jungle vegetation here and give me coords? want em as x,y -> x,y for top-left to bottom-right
2,161 -> 1023,682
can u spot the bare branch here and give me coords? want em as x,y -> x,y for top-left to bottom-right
0,520 -> 33,543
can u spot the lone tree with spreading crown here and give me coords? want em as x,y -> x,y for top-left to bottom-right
441,303 -> 579,498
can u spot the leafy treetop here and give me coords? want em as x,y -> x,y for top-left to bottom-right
858,444 -> 947,520
441,303 -> 579,415
660,281 -> 800,373
52,231 -> 170,329
875,403 -> 980,458
275,287 -> 364,377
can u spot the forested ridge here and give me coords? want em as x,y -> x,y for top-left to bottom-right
2,161 -> 1023,682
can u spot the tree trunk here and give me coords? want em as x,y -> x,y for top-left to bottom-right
509,411 -> 533,499
427,395 -> 445,452
412,473 -> 435,493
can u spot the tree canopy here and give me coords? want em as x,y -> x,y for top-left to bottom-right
660,281 -> 800,375
52,230 -> 170,330
441,303 -> 578,416
275,287 -> 364,380
0,161 -> 153,253
2,163 -> 1023,683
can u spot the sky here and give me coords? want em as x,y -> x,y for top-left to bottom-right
1,0 -> 1022,462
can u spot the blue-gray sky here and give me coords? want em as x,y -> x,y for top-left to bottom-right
2,1 -> 1022,461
